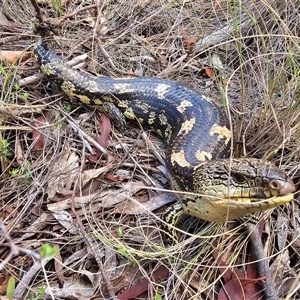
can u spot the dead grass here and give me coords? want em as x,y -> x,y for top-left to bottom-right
0,0 -> 300,299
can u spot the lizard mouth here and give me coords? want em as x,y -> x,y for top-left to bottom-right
220,192 -> 294,207
266,192 -> 294,204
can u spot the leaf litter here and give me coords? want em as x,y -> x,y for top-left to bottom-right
1,0 -> 300,299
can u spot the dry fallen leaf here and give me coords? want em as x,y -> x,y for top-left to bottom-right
203,67 -> 214,79
81,165 -> 112,187
113,192 -> 176,214
105,173 -> 122,182
210,53 -> 224,71
46,147 -> 79,199
180,28 -> 193,53
213,230 -> 265,300
0,274 -> 9,294
47,181 -> 145,211
43,276 -> 95,299
52,210 -> 79,235
118,265 -> 169,300
222,78 -> 234,86
89,112 -> 111,162
53,245 -> 64,286
218,277 -> 265,300
0,51 -> 29,64
32,116 -> 46,150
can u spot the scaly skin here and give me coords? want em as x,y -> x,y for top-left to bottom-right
34,43 -> 295,241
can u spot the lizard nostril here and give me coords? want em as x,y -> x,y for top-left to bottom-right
269,180 -> 282,190
269,178 -> 295,196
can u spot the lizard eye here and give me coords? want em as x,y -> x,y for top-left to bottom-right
232,174 -> 247,183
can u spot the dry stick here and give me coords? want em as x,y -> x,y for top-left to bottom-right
64,115 -> 107,154
29,0 -> 43,24
31,1 -> 99,29
96,38 -> 135,76
0,220 -> 44,298
19,53 -> 88,87
121,162 -> 161,174
70,145 -> 117,300
156,53 -> 188,78
111,130 -> 157,186
244,222 -> 279,300
141,132 -> 166,167
2,184 -> 44,240
0,34 -> 32,46
65,37 -> 94,59
195,11 -> 251,52
55,4 -> 99,27
13,257 -> 52,300
96,38 -> 117,70
0,220 -> 40,271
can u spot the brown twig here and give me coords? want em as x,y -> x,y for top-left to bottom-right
31,0 -> 98,37
29,0 -> 44,24
0,34 -> 30,46
111,130 -> 157,186
141,132 -> 166,167
62,112 -> 107,155
244,222 -> 279,300
55,4 -> 99,27
96,38 -> 136,76
70,147 -> 117,300
65,37 -> 94,59
0,220 -> 40,271
156,53 -> 188,78
13,257 -> 52,299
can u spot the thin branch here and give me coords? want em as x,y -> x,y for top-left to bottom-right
56,4 -> 99,27
0,220 -> 40,271
244,222 -> 279,300
29,0 -> 43,24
